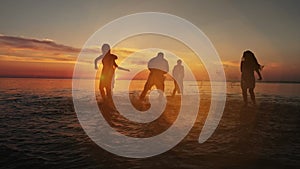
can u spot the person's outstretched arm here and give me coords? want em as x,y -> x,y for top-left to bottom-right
253,55 -> 262,80
94,55 -> 103,70
117,66 -> 130,72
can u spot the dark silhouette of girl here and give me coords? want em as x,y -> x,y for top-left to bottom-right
240,50 -> 262,106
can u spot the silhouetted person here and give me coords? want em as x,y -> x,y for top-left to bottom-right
240,50 -> 262,106
140,52 -> 169,100
95,44 -> 129,101
172,59 -> 184,96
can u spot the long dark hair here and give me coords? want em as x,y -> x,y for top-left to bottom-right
242,50 -> 261,70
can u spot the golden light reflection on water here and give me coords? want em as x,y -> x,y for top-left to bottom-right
94,78 -> 212,138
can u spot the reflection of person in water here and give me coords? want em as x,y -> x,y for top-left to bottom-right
172,59 -> 184,96
240,50 -> 263,106
140,52 -> 169,100
94,44 -> 129,101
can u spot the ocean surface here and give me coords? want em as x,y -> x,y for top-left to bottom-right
0,78 -> 299,169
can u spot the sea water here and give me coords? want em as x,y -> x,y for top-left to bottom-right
0,78 -> 299,168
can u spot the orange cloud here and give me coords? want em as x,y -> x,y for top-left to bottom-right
1,34 -> 298,81
0,35 -> 144,79
0,35 -> 80,64
0,35 -> 80,78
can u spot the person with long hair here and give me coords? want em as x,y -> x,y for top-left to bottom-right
240,50 -> 263,106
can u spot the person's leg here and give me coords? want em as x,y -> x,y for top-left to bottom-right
155,74 -> 165,91
249,88 -> 256,105
154,74 -> 165,99
242,88 -> 248,105
172,80 -> 178,96
99,81 -> 106,100
140,85 -> 148,100
241,81 -> 248,106
241,79 -> 248,106
106,85 -> 112,102
140,73 -> 154,100
105,74 -> 115,101
179,79 -> 183,94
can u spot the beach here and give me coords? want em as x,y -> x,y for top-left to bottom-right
0,78 -> 299,169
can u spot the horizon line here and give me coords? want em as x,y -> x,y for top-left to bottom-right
1,76 -> 300,84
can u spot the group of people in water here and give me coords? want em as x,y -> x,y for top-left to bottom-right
94,44 -> 263,107
94,44 -> 184,102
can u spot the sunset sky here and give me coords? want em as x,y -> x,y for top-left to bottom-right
0,0 -> 299,81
